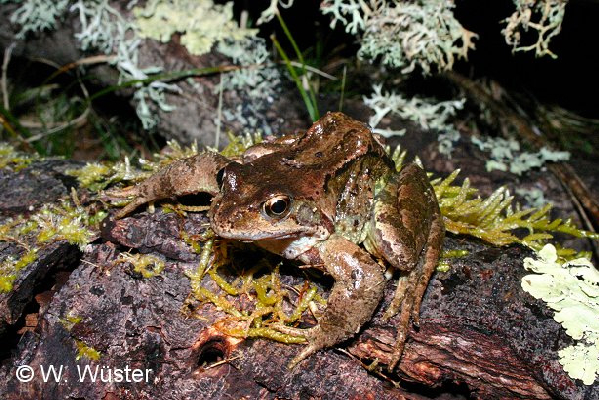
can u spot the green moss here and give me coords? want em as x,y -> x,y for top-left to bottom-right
66,162 -> 112,191
431,169 -> 598,259
0,274 -> 17,293
116,253 -> 165,278
33,202 -> 95,248
75,340 -> 101,361
13,249 -> 38,270
0,143 -> 37,170
185,239 -> 324,345
0,200 -> 98,293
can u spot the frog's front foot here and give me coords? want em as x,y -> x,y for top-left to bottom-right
271,325 -> 322,369
277,235 -> 385,369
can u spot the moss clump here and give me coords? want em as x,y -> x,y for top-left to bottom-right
184,234 -> 325,345
75,340 -> 101,361
0,143 -> 38,170
431,169 -> 598,260
0,201 -> 98,293
116,252 -> 165,278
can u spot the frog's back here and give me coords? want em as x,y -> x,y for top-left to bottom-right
307,113 -> 393,244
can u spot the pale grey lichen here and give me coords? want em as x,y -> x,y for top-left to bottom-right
7,0 -> 70,39
363,83 -> 464,155
515,187 -> 547,209
217,38 -> 279,102
321,0 -> 477,74
522,244 -> 599,385
471,135 -> 570,175
257,0 -> 296,25
502,0 -> 567,58
215,38 -> 280,136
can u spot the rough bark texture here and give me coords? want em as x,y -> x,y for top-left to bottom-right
0,158 -> 597,400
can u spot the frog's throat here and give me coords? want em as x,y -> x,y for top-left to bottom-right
257,235 -> 324,260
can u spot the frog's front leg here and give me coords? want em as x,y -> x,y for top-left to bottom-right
106,152 -> 230,219
276,234 -> 385,368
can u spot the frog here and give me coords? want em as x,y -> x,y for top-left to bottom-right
107,112 -> 444,371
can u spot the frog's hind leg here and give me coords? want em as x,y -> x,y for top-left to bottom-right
274,235 -> 385,369
105,152 -> 229,219
370,163 -> 444,371
386,209 -> 444,371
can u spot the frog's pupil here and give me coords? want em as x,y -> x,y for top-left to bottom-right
271,199 -> 287,214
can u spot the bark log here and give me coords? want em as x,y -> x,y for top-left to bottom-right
0,159 -> 597,400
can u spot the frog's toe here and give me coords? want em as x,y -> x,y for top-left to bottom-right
387,294 -> 415,371
270,324 -> 324,368
287,341 -> 322,369
271,323 -> 315,339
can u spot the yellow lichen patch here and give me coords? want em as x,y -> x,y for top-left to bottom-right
522,244 -> 599,385
75,340 -> 101,361
116,253 -> 165,278
133,0 -> 256,56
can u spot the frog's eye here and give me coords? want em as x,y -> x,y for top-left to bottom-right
263,195 -> 291,219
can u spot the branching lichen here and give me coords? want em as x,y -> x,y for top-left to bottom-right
522,244 -> 599,384
257,0 -> 296,25
363,84 -> 464,156
216,38 -> 281,135
322,0 -> 477,74
8,0 -> 70,39
502,0 -> 567,58
471,135 -> 570,175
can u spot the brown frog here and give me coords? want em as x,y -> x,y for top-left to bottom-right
108,112 -> 444,370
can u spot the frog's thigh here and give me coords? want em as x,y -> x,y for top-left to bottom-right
286,235 -> 385,368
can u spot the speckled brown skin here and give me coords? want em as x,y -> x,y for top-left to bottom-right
108,112 -> 444,371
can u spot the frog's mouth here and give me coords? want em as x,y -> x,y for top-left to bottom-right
214,228 -> 309,242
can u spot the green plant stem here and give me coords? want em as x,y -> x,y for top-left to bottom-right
275,12 -> 319,121
271,36 -> 318,122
